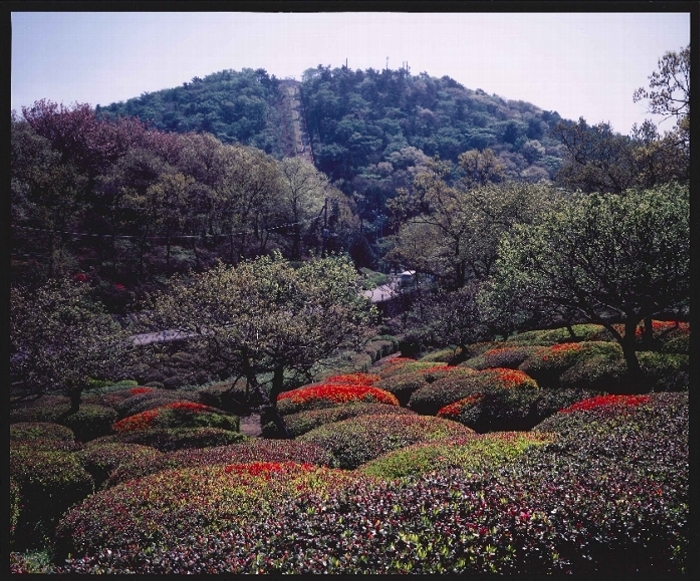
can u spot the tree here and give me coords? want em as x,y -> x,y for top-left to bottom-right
550,118 -> 636,194
633,45 -> 690,144
10,278 -> 133,411
143,253 -> 376,437
457,148 -> 505,188
479,184 -> 689,390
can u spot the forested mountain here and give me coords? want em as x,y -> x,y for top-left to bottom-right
97,66 -> 569,218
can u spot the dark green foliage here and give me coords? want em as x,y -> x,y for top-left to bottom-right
298,413 -> 474,469
10,421 -> 76,442
262,402 -> 416,438
10,444 -> 94,550
506,324 -> 612,346
97,68 -> 284,154
75,443 -> 161,489
376,371 -> 431,406
103,439 -> 337,488
86,427 -> 247,452
57,404 -> 119,442
637,351 -> 689,391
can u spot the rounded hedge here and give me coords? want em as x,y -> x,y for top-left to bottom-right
262,402 -> 416,438
408,368 -> 538,416
10,444 -> 94,550
113,401 -> 240,433
277,384 -> 399,415
115,388 -> 200,418
10,421 -> 76,442
85,427 -> 248,452
358,431 -> 556,479
76,443 -> 162,489
103,439 -> 337,489
298,413 -> 474,469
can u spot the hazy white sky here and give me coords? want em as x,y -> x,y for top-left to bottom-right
11,11 -> 689,135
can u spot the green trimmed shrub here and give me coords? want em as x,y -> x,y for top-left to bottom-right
637,351 -> 689,391
507,324 -> 610,346
9,395 -> 72,423
10,422 -> 76,442
10,444 -> 94,550
480,345 -> 548,370
103,439 -> 338,488
418,347 -> 460,364
408,368 -> 538,416
86,427 -> 248,452
262,402 -> 416,438
375,357 -> 448,379
376,371 -> 431,406
298,413 -> 474,469
57,404 -> 119,442
76,443 -> 161,489
359,431 -> 556,479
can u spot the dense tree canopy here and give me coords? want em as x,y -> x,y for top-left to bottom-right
479,183 -> 690,387
10,278 -> 133,410
141,253 -> 376,436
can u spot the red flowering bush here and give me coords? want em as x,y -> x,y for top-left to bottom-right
103,439 -> 337,488
298,413 -> 474,469
262,402 -> 416,438
322,372 -> 381,385
115,388 -> 199,418
559,394 -> 652,414
408,368 -> 537,416
113,400 -> 239,433
87,427 -> 247,452
55,462 -> 363,570
277,384 -> 399,415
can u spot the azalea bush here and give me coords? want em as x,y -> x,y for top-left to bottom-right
87,427 -> 247,452
408,368 -> 538,416
480,345 -> 548,370
298,413 -> 474,469
76,443 -> 161,489
359,431 -> 556,480
518,341 -> 622,389
276,383 -> 399,415
10,444 -> 94,550
103,439 -> 337,488
321,372 -> 381,385
112,401 -> 240,433
55,462 -> 364,571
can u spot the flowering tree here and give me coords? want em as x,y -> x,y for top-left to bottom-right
144,252 -> 376,436
479,183 -> 689,390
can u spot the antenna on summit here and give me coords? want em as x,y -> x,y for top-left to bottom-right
386,57 -> 389,70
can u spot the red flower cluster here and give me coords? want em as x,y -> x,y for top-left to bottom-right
489,368 -> 533,389
560,394 -> 652,414
113,401 -> 213,432
437,394 -> 484,418
323,373 -> 381,386
278,384 -> 399,407
114,283 -> 126,291
129,387 -> 153,396
223,461 -> 315,481
634,320 -> 689,336
550,343 -> 582,353
73,273 -> 88,283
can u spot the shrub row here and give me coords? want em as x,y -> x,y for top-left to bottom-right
277,383 -> 398,415
87,427 -> 247,452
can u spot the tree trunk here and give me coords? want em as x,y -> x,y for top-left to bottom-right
621,318 -> 646,393
241,350 -> 291,439
642,316 -> 654,350
67,387 -> 81,414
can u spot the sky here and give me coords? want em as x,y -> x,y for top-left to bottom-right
11,11 -> 690,136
